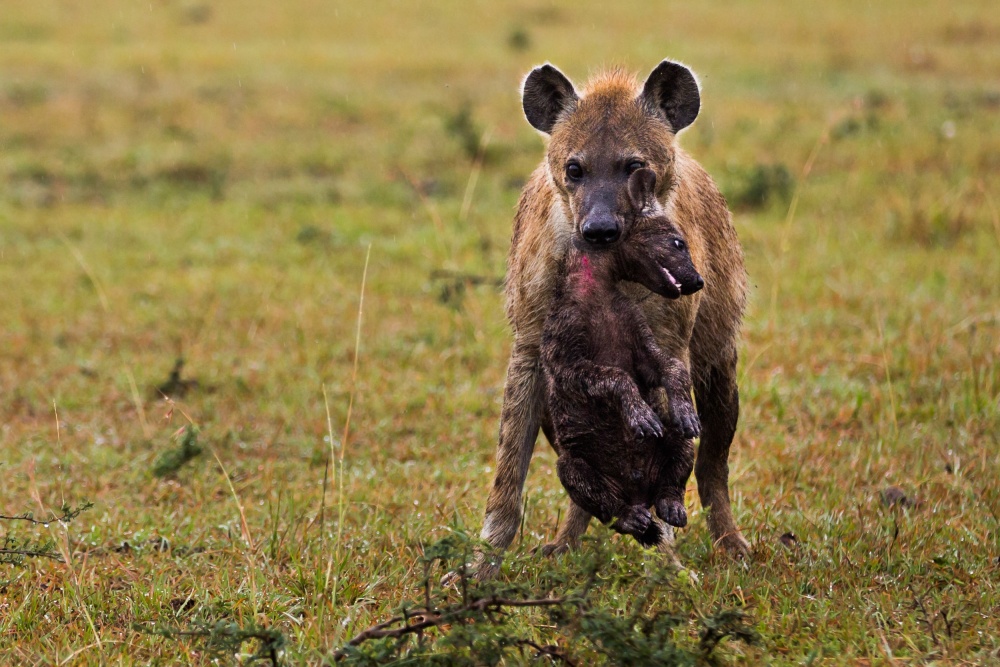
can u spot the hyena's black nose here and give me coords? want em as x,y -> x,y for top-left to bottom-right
582,218 -> 621,245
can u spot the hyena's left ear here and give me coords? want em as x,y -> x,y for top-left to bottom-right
522,64 -> 578,134
641,60 -> 701,133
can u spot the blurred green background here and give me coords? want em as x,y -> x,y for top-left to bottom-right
1,1 -> 998,663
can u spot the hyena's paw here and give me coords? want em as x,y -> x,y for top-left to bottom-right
628,403 -> 664,438
670,400 -> 701,439
656,498 -> 688,528
537,541 -> 570,557
441,551 -> 500,586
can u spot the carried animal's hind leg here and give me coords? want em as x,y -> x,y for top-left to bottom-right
623,507 -> 662,546
655,496 -> 688,528
554,456 -> 650,539
655,429 -> 695,529
691,355 -> 750,556
537,414 -> 593,557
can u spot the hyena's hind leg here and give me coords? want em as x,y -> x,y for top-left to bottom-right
539,501 -> 593,556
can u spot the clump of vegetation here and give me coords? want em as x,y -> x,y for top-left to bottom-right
507,27 -> 531,51
155,358 -> 201,398
723,163 -> 793,210
296,224 -> 340,247
332,534 -> 757,665
137,620 -> 286,666
444,103 -> 486,161
430,269 -> 503,310
152,425 -> 203,478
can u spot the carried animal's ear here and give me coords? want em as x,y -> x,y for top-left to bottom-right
627,168 -> 658,212
522,64 -> 578,134
640,60 -> 701,133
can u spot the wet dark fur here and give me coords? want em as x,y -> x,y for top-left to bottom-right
541,191 -> 701,545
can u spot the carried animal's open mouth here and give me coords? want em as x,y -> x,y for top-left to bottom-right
661,266 -> 682,292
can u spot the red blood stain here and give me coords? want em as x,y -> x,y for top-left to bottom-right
574,255 -> 595,294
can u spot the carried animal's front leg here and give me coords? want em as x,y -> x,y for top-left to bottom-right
634,325 -> 700,439
547,359 -> 664,438
477,341 -> 545,578
661,357 -> 700,439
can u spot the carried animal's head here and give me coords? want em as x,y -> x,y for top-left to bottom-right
522,59 -> 700,246
571,168 -> 703,300
619,168 -> 703,299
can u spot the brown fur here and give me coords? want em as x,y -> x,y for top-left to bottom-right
478,61 -> 748,577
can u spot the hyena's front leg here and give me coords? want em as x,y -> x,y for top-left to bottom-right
475,341 -> 545,578
692,356 -> 749,556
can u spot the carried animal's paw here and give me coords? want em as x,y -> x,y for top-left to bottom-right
629,404 -> 664,438
612,506 -> 655,539
656,499 -> 688,528
670,401 -> 701,439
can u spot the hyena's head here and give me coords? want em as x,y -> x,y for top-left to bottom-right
597,167 -> 703,299
522,60 -> 700,246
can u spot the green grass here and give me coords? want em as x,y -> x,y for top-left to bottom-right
1,0 -> 999,663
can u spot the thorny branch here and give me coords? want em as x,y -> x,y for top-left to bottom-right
0,502 -> 94,526
0,548 -> 64,562
332,595 -> 571,661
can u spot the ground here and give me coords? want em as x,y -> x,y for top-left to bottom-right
1,0 -> 998,664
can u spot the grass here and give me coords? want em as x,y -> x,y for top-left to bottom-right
1,0 -> 999,663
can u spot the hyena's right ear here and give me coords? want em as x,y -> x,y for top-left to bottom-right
641,60 -> 701,133
521,64 -> 578,134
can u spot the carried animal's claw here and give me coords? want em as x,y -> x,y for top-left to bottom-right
629,404 -> 664,438
656,499 -> 688,528
612,506 -> 655,540
670,401 -> 701,439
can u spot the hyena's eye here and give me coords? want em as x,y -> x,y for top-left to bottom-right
625,160 -> 645,175
672,238 -> 687,251
565,162 -> 583,181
